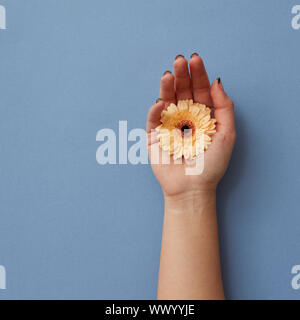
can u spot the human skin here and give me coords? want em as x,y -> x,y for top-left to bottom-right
146,54 -> 236,299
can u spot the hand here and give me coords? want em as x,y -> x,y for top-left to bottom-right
147,54 -> 236,197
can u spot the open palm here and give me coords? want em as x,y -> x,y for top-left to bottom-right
147,54 -> 236,197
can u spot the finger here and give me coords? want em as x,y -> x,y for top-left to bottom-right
146,100 -> 165,133
189,54 -> 212,105
173,55 -> 193,100
160,71 -> 176,106
210,79 -> 235,136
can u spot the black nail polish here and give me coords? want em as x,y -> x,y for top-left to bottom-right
217,77 -> 221,84
190,52 -> 198,58
156,98 -> 162,103
175,54 -> 185,60
163,70 -> 172,76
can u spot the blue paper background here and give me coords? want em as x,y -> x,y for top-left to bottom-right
0,0 -> 300,299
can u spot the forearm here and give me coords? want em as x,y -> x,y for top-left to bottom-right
157,190 -> 225,300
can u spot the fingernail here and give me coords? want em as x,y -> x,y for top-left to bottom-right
156,98 -> 163,103
190,52 -> 198,58
163,70 -> 172,76
175,54 -> 185,60
217,77 -> 224,90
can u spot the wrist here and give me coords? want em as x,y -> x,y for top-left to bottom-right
164,190 -> 216,215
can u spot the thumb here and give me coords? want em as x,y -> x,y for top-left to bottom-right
146,99 -> 165,133
210,78 -> 235,136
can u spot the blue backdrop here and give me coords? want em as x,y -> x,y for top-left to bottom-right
0,0 -> 299,299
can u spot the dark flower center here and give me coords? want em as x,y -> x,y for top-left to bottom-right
176,120 -> 195,136
181,125 -> 190,132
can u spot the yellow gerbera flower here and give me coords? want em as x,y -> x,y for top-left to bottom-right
155,100 -> 216,160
